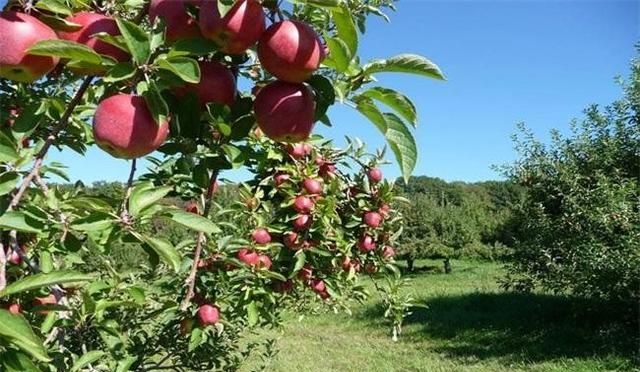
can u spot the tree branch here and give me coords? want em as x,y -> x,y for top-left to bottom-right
120,159 -> 137,224
180,170 -> 219,311
0,243 -> 6,292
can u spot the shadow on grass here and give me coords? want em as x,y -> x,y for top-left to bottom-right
359,292 -> 639,366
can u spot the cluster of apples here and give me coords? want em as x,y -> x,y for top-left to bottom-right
0,0 -> 325,160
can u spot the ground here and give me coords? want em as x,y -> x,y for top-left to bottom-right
243,260 -> 638,372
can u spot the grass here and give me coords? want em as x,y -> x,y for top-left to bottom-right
243,260 -> 639,372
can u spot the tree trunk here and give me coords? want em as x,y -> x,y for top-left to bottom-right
443,258 -> 451,274
406,257 -> 415,272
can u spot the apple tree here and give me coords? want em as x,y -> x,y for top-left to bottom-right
0,0 -> 444,369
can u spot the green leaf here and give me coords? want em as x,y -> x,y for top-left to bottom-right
129,182 -> 172,217
0,171 -> 19,196
3,350 -> 41,372
0,211 -> 44,233
27,39 -> 102,65
332,5 -> 358,56
222,144 -> 248,169
103,62 -> 137,83
363,54 -> 445,80
292,251 -> 306,277
162,209 -> 221,235
71,212 -> 116,232
71,351 -> 105,372
0,310 -> 50,362
168,38 -> 220,57
156,57 -> 200,84
361,87 -> 417,125
35,0 -> 72,15
115,356 -> 138,372
287,0 -> 341,9
324,37 -> 351,73
247,301 -> 258,326
116,18 -> 150,65
308,75 -> 335,121
0,131 -> 19,163
0,271 -> 93,297
142,81 -> 169,126
37,14 -> 82,32
133,233 -> 182,273
355,98 -> 418,181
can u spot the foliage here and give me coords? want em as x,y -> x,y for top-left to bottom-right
500,57 -> 640,303
0,0 -> 444,370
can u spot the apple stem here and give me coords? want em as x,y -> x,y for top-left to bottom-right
180,170 -> 220,311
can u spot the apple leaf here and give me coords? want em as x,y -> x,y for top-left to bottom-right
287,0 -> 341,9
0,132 -> 19,163
104,62 -> 137,83
0,310 -> 50,362
156,57 -> 201,84
37,14 -> 82,32
3,350 -> 41,372
116,18 -> 150,65
355,97 -> 418,182
308,75 -> 336,122
361,87 -> 417,126
142,81 -> 170,127
324,37 -> 351,73
27,39 -> 102,65
0,171 -> 19,196
133,233 -> 182,273
0,271 -> 94,297
115,356 -> 138,372
161,209 -> 222,235
0,211 -> 44,233
35,0 -> 72,15
247,301 -> 259,326
332,5 -> 358,57
70,212 -> 117,232
168,38 -> 219,57
129,181 -> 172,218
70,351 -> 105,372
363,53 -> 446,80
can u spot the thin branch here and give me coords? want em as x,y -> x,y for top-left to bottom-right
0,243 -> 6,292
120,159 -> 137,222
8,76 -> 94,212
180,170 -> 219,311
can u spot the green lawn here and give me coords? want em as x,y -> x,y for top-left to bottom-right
243,260 -> 638,372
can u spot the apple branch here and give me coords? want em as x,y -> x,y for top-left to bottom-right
8,76 -> 94,212
119,159 -> 137,224
180,170 -> 219,311
0,243 -> 6,292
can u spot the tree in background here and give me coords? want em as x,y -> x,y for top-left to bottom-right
501,56 -> 639,304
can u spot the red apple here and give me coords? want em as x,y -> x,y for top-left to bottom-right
6,249 -> 21,265
273,172 -> 290,187
283,232 -> 299,250
363,211 -> 382,228
251,228 -> 271,244
257,255 -> 272,270
0,11 -> 59,82
149,0 -> 201,43
298,264 -> 313,282
319,162 -> 336,178
197,303 -> 220,326
58,12 -> 128,75
381,246 -> 395,260
302,178 -> 322,195
293,214 -> 312,231
93,94 -> 169,159
258,20 -> 324,83
310,278 -> 326,294
358,235 -> 376,253
7,303 -> 21,315
184,200 -> 200,214
237,248 -> 259,266
254,81 -> 316,143
287,143 -> 311,159
173,60 -> 236,107
293,195 -> 314,214
199,0 -> 265,54
379,204 -> 391,219
367,168 -> 383,183
341,256 -> 352,272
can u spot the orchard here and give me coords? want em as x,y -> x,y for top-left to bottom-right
0,0 -> 443,370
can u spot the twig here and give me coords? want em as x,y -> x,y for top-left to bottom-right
180,170 -> 219,311
0,243 -> 6,292
120,159 -> 137,224
8,76 -> 94,212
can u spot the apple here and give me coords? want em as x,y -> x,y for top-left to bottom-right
319,162 -> 336,178
310,278 -> 326,294
257,255 -> 272,270
149,0 -> 201,43
179,318 -> 194,336
251,228 -> 271,244
358,235 -> 375,253
367,168 -> 383,183
293,195 -> 314,214
7,303 -> 21,315
184,200 -> 200,214
237,248 -> 259,266
363,211 -> 382,228
283,232 -> 299,250
58,12 -> 128,75
173,60 -> 236,107
93,94 -> 169,159
33,294 -> 57,315
298,264 -> 313,282
287,143 -> 311,159
199,0 -> 265,54
0,11 -> 59,82
254,81 -> 315,143
381,246 -> 395,260
293,214 -> 312,231
257,20 -> 324,83
6,249 -> 21,265
379,204 -> 391,219
273,172 -> 290,187
302,178 -> 322,195
197,303 -> 220,326
341,256 -> 352,272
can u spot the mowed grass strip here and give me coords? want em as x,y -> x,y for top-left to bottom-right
243,260 -> 639,372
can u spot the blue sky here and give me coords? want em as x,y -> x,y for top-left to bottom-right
8,0 -> 639,183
